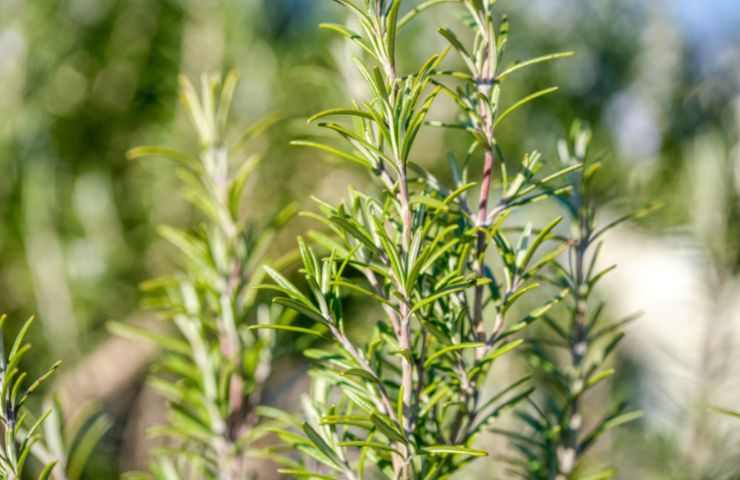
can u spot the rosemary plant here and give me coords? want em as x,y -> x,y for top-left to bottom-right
261,1 -> 579,478
0,315 -> 60,479
112,72 -> 294,480
505,124 -> 642,479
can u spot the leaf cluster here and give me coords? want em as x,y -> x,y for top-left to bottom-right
261,1 -> 592,479
0,316 -> 60,479
502,124 -> 643,480
111,73 -> 295,479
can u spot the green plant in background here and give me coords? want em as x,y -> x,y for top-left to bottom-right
1,0 -> 738,478
0,315 -> 59,479
261,1 -> 580,478
501,124 -> 642,479
32,398 -> 112,480
110,72 -> 295,480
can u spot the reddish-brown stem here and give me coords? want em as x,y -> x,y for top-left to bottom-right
473,148 -> 495,359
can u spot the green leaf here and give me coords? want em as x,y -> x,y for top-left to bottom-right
272,298 -> 328,325
421,445 -> 488,457
411,281 -> 472,314
329,215 -> 381,254
20,361 -> 61,406
438,28 -> 475,73
290,140 -> 371,168
10,316 -> 34,359
386,0 -> 401,72
586,368 -> 615,389
410,194 -> 449,212
493,87 -> 559,130
157,226 -> 208,267
265,426 -> 313,448
319,24 -> 374,57
302,423 -> 342,468
482,339 -> 524,364
256,406 -> 303,428
399,0 -> 456,29
588,264 -> 617,291
247,324 -> 326,338
320,415 -> 373,429
710,406 -> 740,420
338,440 -> 397,452
377,231 -> 405,284
579,410 -> 642,453
233,112 -> 284,151
277,469 -> 334,480
332,279 -> 393,306
263,265 -> 313,305
37,461 -> 58,480
216,70 -> 239,133
107,322 -> 190,356
126,146 -> 197,167
496,51 -> 575,80
517,216 -> 562,271
66,414 -> 112,480
424,343 -> 484,368
578,469 -> 618,480
602,410 -> 642,431
341,368 -> 380,384
307,107 -> 374,124
330,0 -> 371,22
228,153 -> 261,219
444,182 -> 477,205
370,67 -> 388,102
370,413 -> 405,444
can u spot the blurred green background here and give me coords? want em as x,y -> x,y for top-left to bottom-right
1,0 -> 739,478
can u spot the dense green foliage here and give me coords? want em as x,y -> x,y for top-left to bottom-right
258,1 -> 632,479
1,0 -> 739,479
0,316 -> 59,479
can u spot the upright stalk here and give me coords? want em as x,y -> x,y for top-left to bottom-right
560,213 -> 591,477
378,3 -> 415,474
471,2 -> 497,353
268,1 -> 577,478
473,141 -> 496,355
509,125 -> 641,479
121,72 -> 290,479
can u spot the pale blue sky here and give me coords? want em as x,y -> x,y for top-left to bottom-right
675,0 -> 740,48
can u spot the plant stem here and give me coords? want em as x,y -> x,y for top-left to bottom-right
473,148 -> 495,359
207,142 -> 248,479
398,170 -> 413,252
472,2 -> 496,358
559,213 -> 590,478
397,166 -> 415,480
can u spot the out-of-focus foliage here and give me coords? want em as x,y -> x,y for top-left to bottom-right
0,316 -> 59,479
506,124 -> 645,479
35,397 -> 112,480
0,0 -> 739,478
111,73 -> 297,479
